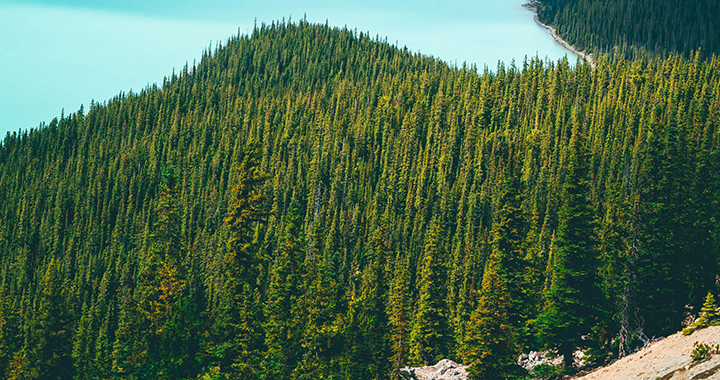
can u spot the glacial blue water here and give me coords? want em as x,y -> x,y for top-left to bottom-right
0,0 -> 575,136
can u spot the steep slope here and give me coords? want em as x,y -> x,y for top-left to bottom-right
0,21 -> 718,379
578,326 -> 720,380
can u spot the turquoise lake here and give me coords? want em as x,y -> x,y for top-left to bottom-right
0,0 -> 575,136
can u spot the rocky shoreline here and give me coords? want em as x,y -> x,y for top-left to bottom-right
523,1 -> 596,68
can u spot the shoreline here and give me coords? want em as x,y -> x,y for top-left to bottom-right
523,2 -> 596,68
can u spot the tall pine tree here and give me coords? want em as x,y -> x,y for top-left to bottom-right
26,258 -> 75,380
215,142 -> 268,378
263,200 -> 305,379
535,126 -> 605,369
408,220 -> 449,366
464,165 -> 527,379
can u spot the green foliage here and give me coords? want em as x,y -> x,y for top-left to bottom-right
343,224 -> 391,380
536,0 -> 720,59
463,167 -> 527,380
0,20 -> 717,379
464,262 -> 519,380
389,251 -> 412,371
263,200 -> 305,379
409,221 -> 450,366
214,143 -> 268,378
26,258 -> 75,380
683,292 -> 720,335
535,127 -> 605,369
701,293 -> 719,322
691,341 -> 720,362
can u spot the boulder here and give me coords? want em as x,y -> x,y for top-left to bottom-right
400,359 -> 469,380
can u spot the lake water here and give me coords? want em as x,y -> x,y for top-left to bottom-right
0,0 -> 575,136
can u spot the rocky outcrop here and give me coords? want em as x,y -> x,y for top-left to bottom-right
577,326 -> 720,380
400,359 -> 469,380
518,350 -> 586,371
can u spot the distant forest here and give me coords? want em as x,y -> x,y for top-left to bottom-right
536,0 -> 720,59
0,21 -> 718,379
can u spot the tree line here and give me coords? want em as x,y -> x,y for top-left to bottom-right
0,20 -> 718,379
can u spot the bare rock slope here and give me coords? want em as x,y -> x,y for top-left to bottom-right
578,326 -> 720,380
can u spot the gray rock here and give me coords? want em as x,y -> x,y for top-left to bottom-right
399,359 -> 469,380
517,350 -> 585,371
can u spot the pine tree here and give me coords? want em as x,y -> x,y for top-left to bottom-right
292,256 -> 339,380
344,224 -> 390,379
598,185 -> 642,357
636,117 -> 692,337
26,258 -> 75,380
698,292 -> 719,327
0,294 -> 10,378
263,200 -> 305,379
463,260 -> 517,380
388,251 -> 412,371
464,166 -> 527,379
535,127 -> 604,369
216,142 -> 268,378
408,220 -> 449,366
134,166 -> 188,378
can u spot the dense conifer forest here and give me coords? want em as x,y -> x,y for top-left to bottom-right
0,20 -> 719,379
536,0 -> 720,59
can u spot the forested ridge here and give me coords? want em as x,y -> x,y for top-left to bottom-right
536,0 -> 720,59
0,21 -> 719,379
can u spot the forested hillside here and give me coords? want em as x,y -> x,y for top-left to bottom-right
536,0 -> 720,59
0,21 -> 719,379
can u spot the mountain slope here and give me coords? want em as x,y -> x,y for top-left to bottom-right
0,21 -> 718,379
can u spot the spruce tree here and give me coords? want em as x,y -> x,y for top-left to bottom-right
263,200 -> 305,379
388,251 -> 412,371
636,118 -> 692,337
216,142 -> 268,378
26,258 -> 75,380
344,224 -> 390,379
408,220 -> 449,366
535,127 -> 604,369
292,256 -> 339,380
698,292 -> 719,326
464,166 -> 527,379
0,293 -> 10,378
133,166 -> 189,378
464,260 -> 517,380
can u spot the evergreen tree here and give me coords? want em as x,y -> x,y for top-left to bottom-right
697,292 -> 719,327
263,200 -> 305,379
535,127 -> 605,369
388,251 -> 412,371
464,167 -> 527,379
344,224 -> 390,379
132,166 -> 190,378
292,256 -> 340,380
0,293 -> 11,378
636,118 -> 692,337
408,220 -> 449,366
215,142 -> 268,378
463,260 -> 517,380
26,258 -> 75,380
